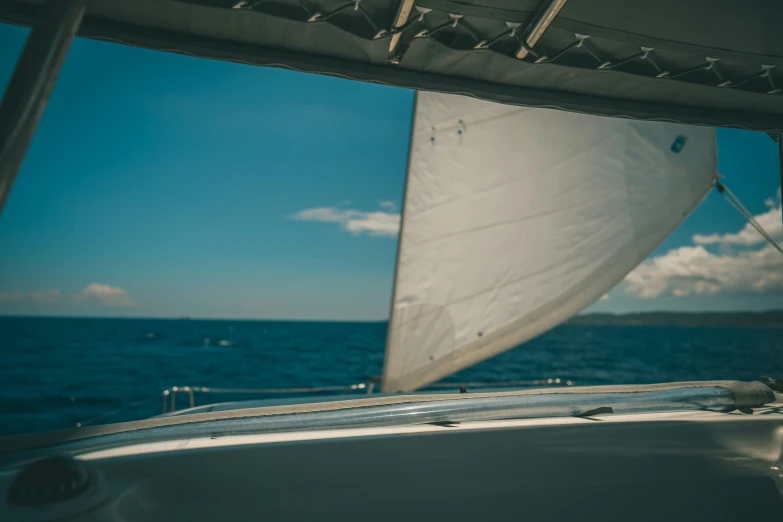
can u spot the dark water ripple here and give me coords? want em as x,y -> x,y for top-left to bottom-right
1,317 -> 781,435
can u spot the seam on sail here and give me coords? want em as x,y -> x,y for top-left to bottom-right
407,128 -> 637,223
398,189 -> 714,390
428,106 -> 531,133
392,214 -> 641,331
391,167 -> 715,390
404,186 -> 626,250
388,164 -> 715,390
397,305 -> 455,368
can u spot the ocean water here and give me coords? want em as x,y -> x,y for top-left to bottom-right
1,317 -> 782,436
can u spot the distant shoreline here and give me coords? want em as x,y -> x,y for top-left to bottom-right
0,315 -> 388,323
0,311 -> 782,327
568,311 -> 783,328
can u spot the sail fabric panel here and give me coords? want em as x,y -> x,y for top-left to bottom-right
382,92 -> 716,392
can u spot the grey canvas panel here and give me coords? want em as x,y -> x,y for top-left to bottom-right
400,39 -> 782,124
419,0 -> 783,63
88,0 -> 393,65
2,0 -> 782,130
556,0 -> 783,64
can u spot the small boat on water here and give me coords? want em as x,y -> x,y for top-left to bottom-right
1,1 -> 782,521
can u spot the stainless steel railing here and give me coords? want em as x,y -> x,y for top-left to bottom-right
160,377 -> 575,414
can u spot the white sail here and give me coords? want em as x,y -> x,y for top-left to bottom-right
382,92 -> 717,393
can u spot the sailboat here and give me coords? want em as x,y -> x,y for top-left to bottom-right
1,1 -> 782,521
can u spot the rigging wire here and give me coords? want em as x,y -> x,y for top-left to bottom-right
715,181 -> 783,257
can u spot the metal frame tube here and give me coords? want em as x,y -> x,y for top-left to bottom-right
388,0 -> 415,56
0,0 -> 85,216
517,0 -> 568,59
779,135 -> 783,228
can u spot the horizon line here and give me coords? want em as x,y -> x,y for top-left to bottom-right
0,309 -> 781,322
0,314 -> 388,322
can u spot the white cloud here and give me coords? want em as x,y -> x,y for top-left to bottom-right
289,204 -> 400,237
692,204 -> 782,247
0,284 -> 134,308
0,289 -> 61,304
379,200 -> 397,211
77,283 -> 134,307
625,193 -> 783,298
600,293 -> 610,301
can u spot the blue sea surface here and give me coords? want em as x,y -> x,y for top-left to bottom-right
1,317 -> 781,435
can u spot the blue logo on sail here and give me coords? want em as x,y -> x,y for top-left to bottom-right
671,135 -> 688,153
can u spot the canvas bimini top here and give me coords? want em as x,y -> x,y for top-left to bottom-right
1,0 -> 783,132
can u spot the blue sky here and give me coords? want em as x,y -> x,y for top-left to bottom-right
0,23 -> 780,319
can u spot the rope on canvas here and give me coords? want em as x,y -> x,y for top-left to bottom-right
716,181 -> 783,257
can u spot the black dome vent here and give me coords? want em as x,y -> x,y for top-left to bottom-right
7,455 -> 92,506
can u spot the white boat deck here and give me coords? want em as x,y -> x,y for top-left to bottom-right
3,394 -> 782,521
